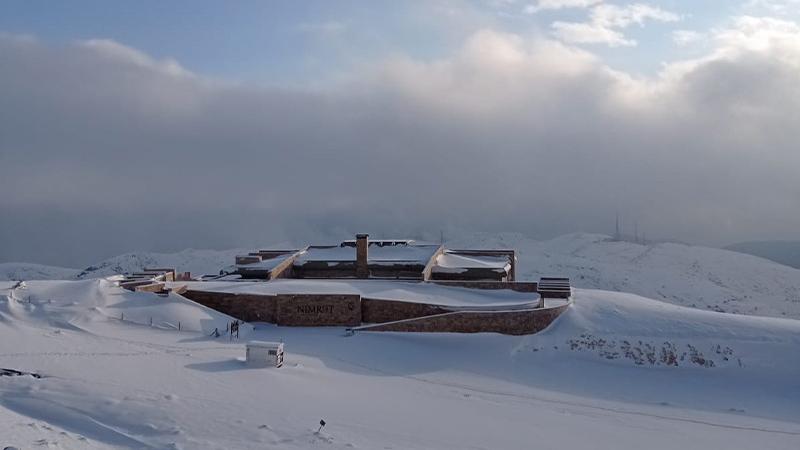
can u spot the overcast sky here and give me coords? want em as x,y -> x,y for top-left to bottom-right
1,0 -> 799,267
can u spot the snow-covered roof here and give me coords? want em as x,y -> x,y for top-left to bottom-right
340,239 -> 418,247
293,244 -> 441,265
434,253 -> 511,270
236,253 -> 295,271
370,245 -> 440,263
294,246 -> 353,263
246,340 -> 283,349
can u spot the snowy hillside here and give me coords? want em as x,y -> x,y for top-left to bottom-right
726,240 -> 800,269
73,248 -> 248,279
0,262 -> 79,281
1,280 -> 799,449
0,249 -> 247,282
3,232 -> 800,319
1,279 -> 241,335
447,232 -> 800,319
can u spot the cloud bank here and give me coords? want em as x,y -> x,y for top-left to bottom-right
1,17 -> 799,266
551,3 -> 680,47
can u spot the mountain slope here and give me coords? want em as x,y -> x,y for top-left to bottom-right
73,248 -> 247,279
725,240 -> 800,269
0,262 -> 79,281
446,232 -> 800,319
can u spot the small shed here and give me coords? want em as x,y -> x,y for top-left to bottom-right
245,341 -> 284,368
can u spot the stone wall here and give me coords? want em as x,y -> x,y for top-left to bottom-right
134,282 -> 166,293
356,302 -> 570,335
181,288 -> 567,335
356,234 -> 369,278
361,298 -> 447,323
292,261 -> 357,279
429,268 -> 507,282
182,290 -> 277,323
431,280 -> 539,293
368,264 -> 427,279
120,279 -> 157,291
275,294 -> 361,327
183,291 -> 363,326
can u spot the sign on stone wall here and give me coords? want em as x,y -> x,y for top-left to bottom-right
275,294 -> 361,327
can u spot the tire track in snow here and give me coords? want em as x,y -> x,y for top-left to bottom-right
322,354 -> 800,436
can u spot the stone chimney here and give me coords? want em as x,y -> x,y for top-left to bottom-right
356,233 -> 369,278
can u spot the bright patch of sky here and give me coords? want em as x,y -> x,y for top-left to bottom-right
1,0 -> 797,83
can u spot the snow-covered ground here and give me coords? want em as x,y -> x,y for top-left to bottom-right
3,232 -> 800,319
2,279 -> 799,449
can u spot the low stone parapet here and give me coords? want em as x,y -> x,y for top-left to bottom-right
351,301 -> 571,335
361,297 -> 447,323
430,280 -> 538,292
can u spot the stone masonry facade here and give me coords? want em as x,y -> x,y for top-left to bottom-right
275,294 -> 361,327
182,290 -> 277,323
357,303 -> 570,335
181,289 -> 569,335
361,298 -> 447,323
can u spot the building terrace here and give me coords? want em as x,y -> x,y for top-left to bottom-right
235,234 -> 516,282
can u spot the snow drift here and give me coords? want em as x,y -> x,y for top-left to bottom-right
1,278 -> 799,449
1,279 -> 241,335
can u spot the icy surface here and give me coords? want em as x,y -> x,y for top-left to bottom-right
1,280 -> 799,449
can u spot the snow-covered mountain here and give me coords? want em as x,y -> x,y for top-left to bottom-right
3,232 -> 800,319
0,262 -> 80,281
0,249 -> 247,282
72,248 -> 248,279
726,240 -> 800,269
447,232 -> 800,319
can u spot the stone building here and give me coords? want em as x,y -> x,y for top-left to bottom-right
169,233 -> 573,336
235,234 -> 516,282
